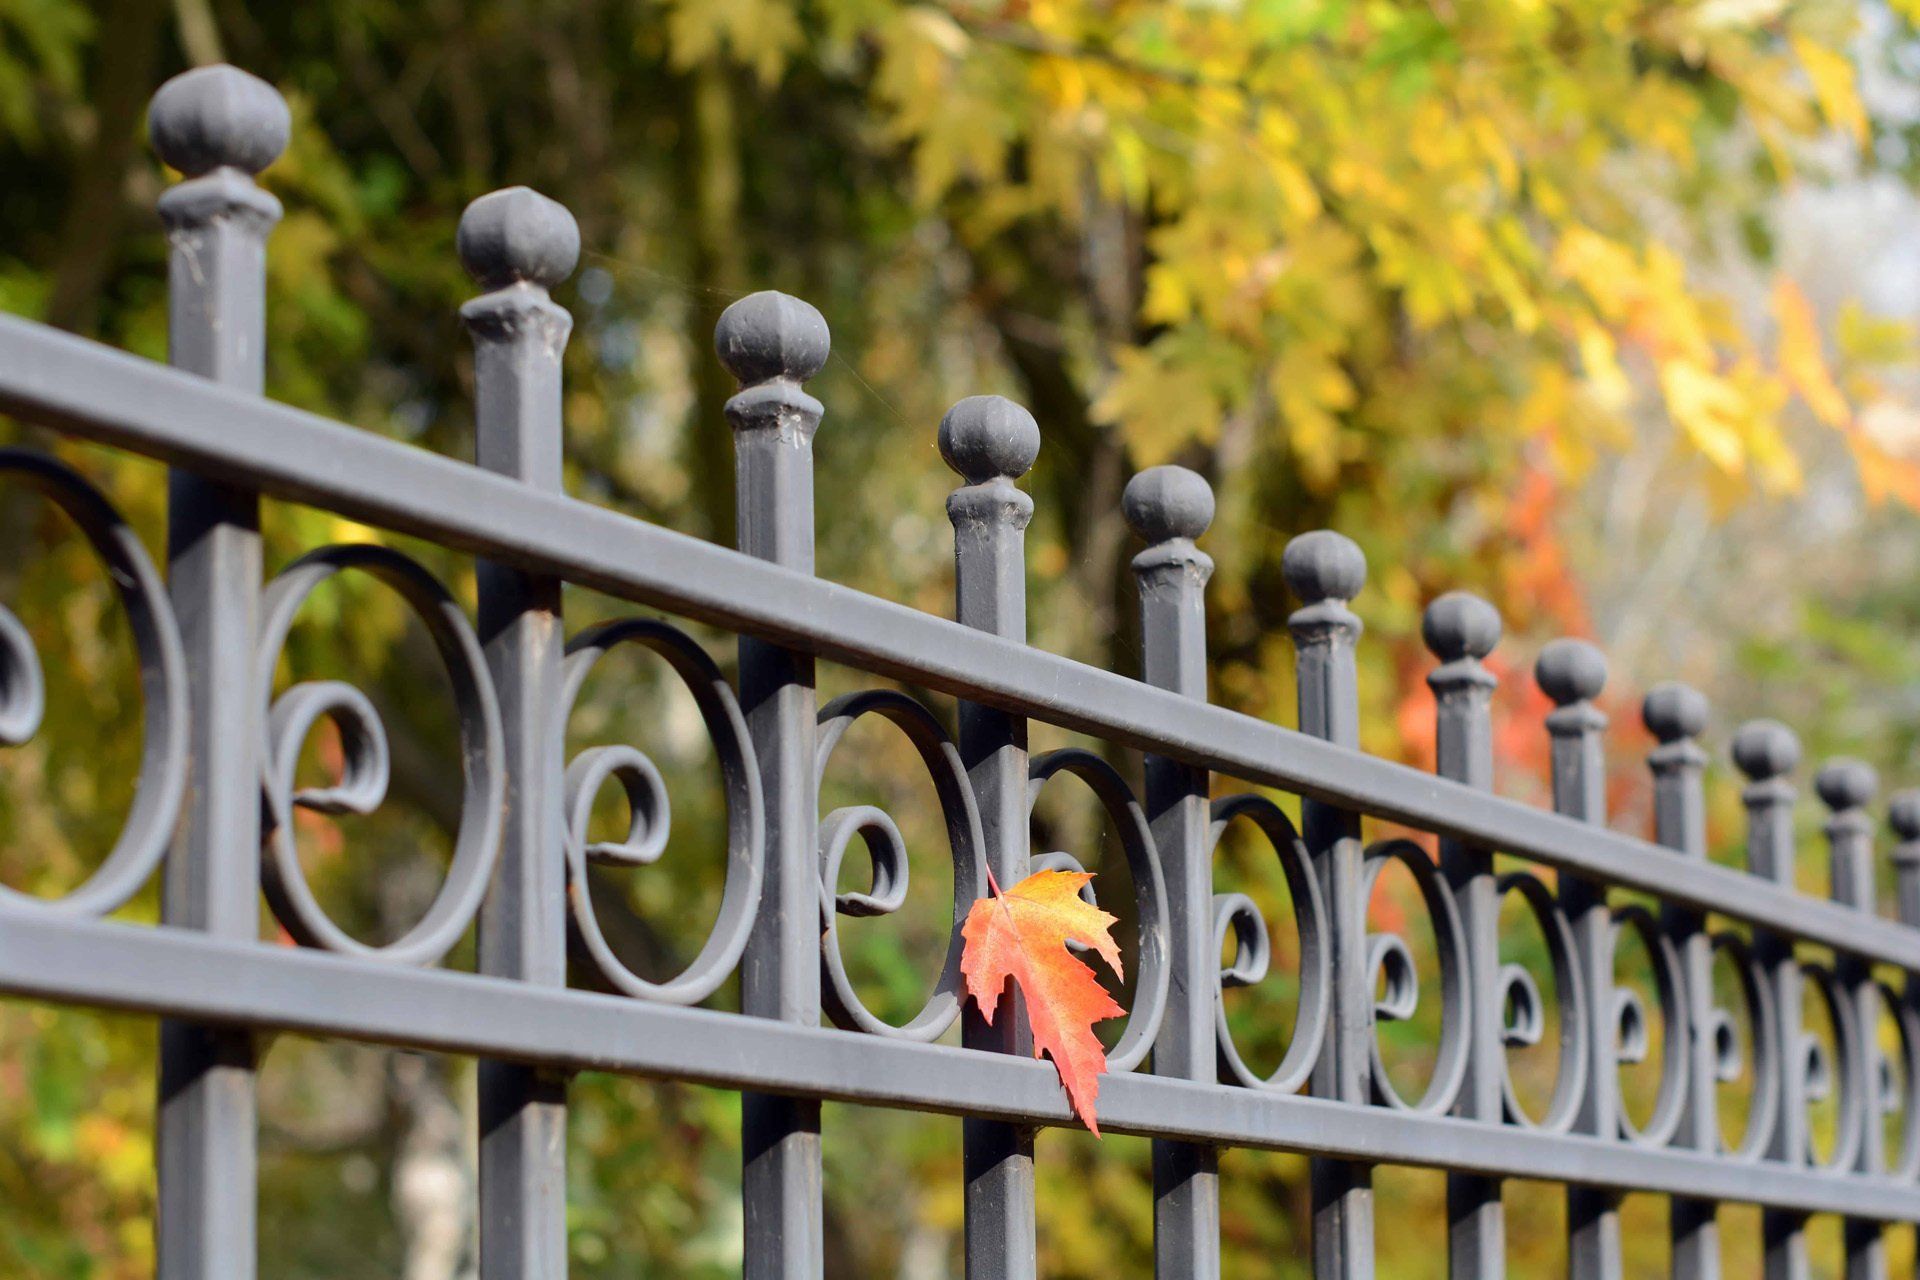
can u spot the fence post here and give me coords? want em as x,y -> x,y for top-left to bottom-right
148,64 -> 288,1280
1732,720 -> 1810,1280
1425,593 -> 1505,1279
1644,683 -> 1718,1278
944,396 -> 1042,1280
1891,790 -> 1920,1280
1284,530 -> 1374,1280
1816,759 -> 1886,1280
1126,466 -> 1222,1279
460,186 -> 578,1280
1539,641 -> 1621,1279
718,290 -> 830,1279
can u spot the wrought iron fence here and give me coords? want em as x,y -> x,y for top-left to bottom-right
0,62 -> 1917,1279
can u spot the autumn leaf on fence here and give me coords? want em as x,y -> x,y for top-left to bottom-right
960,868 -> 1124,1135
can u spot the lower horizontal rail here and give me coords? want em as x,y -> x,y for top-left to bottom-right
1,913 -> 1914,1220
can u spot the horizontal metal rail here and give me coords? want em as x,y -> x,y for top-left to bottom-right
0,314 -> 1912,967
0,911 -> 1909,1220
0,316 -> 1912,970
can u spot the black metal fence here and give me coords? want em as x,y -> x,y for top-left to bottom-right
1,62 -> 1917,1280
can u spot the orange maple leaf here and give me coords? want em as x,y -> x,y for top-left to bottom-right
960,868 -> 1125,1135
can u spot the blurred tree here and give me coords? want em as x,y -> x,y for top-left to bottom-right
0,0 -> 1917,1277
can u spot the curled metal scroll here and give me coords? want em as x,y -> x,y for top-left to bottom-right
1877,977 -> 1920,1182
0,451 -> 187,918
1494,871 -> 1589,1134
1208,793 -> 1329,1095
1800,961 -> 1866,1174
1708,931 -> 1780,1162
815,689 -> 985,1041
559,618 -> 762,1005
256,544 -> 503,966
1025,748 -> 1167,1074
1610,904 -> 1689,1148
1363,839 -> 1470,1115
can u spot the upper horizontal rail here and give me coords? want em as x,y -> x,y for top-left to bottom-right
2,911 -> 1913,1220
1,315 -> 1915,969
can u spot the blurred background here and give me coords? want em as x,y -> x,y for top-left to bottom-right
4,0 -> 1920,1275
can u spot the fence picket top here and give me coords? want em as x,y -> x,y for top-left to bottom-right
1816,757 -> 1879,816
148,63 -> 289,178
1422,591 -> 1500,691
1890,790 -> 1920,865
1121,464 -> 1213,544
1732,719 -> 1801,791
456,187 -> 580,293
714,290 -> 830,391
1536,638 -> 1607,736
1642,681 -> 1709,770
939,394 -> 1040,486
1280,529 -> 1364,642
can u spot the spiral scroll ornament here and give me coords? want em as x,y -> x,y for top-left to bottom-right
815,689 -> 986,1041
1363,838 -> 1470,1114
1875,975 -> 1920,1181
256,544 -> 503,966
1207,793 -> 1329,1094
1610,904 -> 1691,1148
0,452 -> 187,917
1024,747 -> 1169,1073
1492,871 -> 1590,1134
1708,929 -> 1781,1161
1800,961 -> 1868,1172
558,618 -> 763,1004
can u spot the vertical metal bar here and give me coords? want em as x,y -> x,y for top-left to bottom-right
718,291 -> 830,1280
1643,683 -> 1718,1280
1733,721 -> 1810,1280
944,397 -> 1042,1280
1816,760 -> 1886,1280
1283,530 -> 1373,1280
1125,467 -> 1222,1280
148,64 -> 288,1280
460,187 -> 579,1280
1539,641 -> 1622,1280
1424,594 -> 1504,1280
1889,792 -> 1920,1280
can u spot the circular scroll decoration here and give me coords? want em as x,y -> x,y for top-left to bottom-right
1610,904 -> 1689,1148
1363,839 -> 1470,1115
1207,793 -> 1329,1095
1025,748 -> 1168,1074
256,544 -> 503,966
1494,871 -> 1589,1134
0,451 -> 187,918
815,689 -> 985,1042
1876,977 -> 1920,1182
1800,961 -> 1866,1174
559,618 -> 763,1005
1707,931 -> 1780,1162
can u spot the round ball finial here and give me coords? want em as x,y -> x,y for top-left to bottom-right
1815,757 -> 1879,812
1534,639 -> 1607,707
1731,719 -> 1801,781
1888,790 -> 1920,841
1641,682 -> 1708,743
1282,530 -> 1367,605
457,187 -> 580,291
149,64 -> 290,177
1421,592 -> 1501,663
1122,466 -> 1215,544
714,291 -> 830,386
939,396 -> 1040,482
